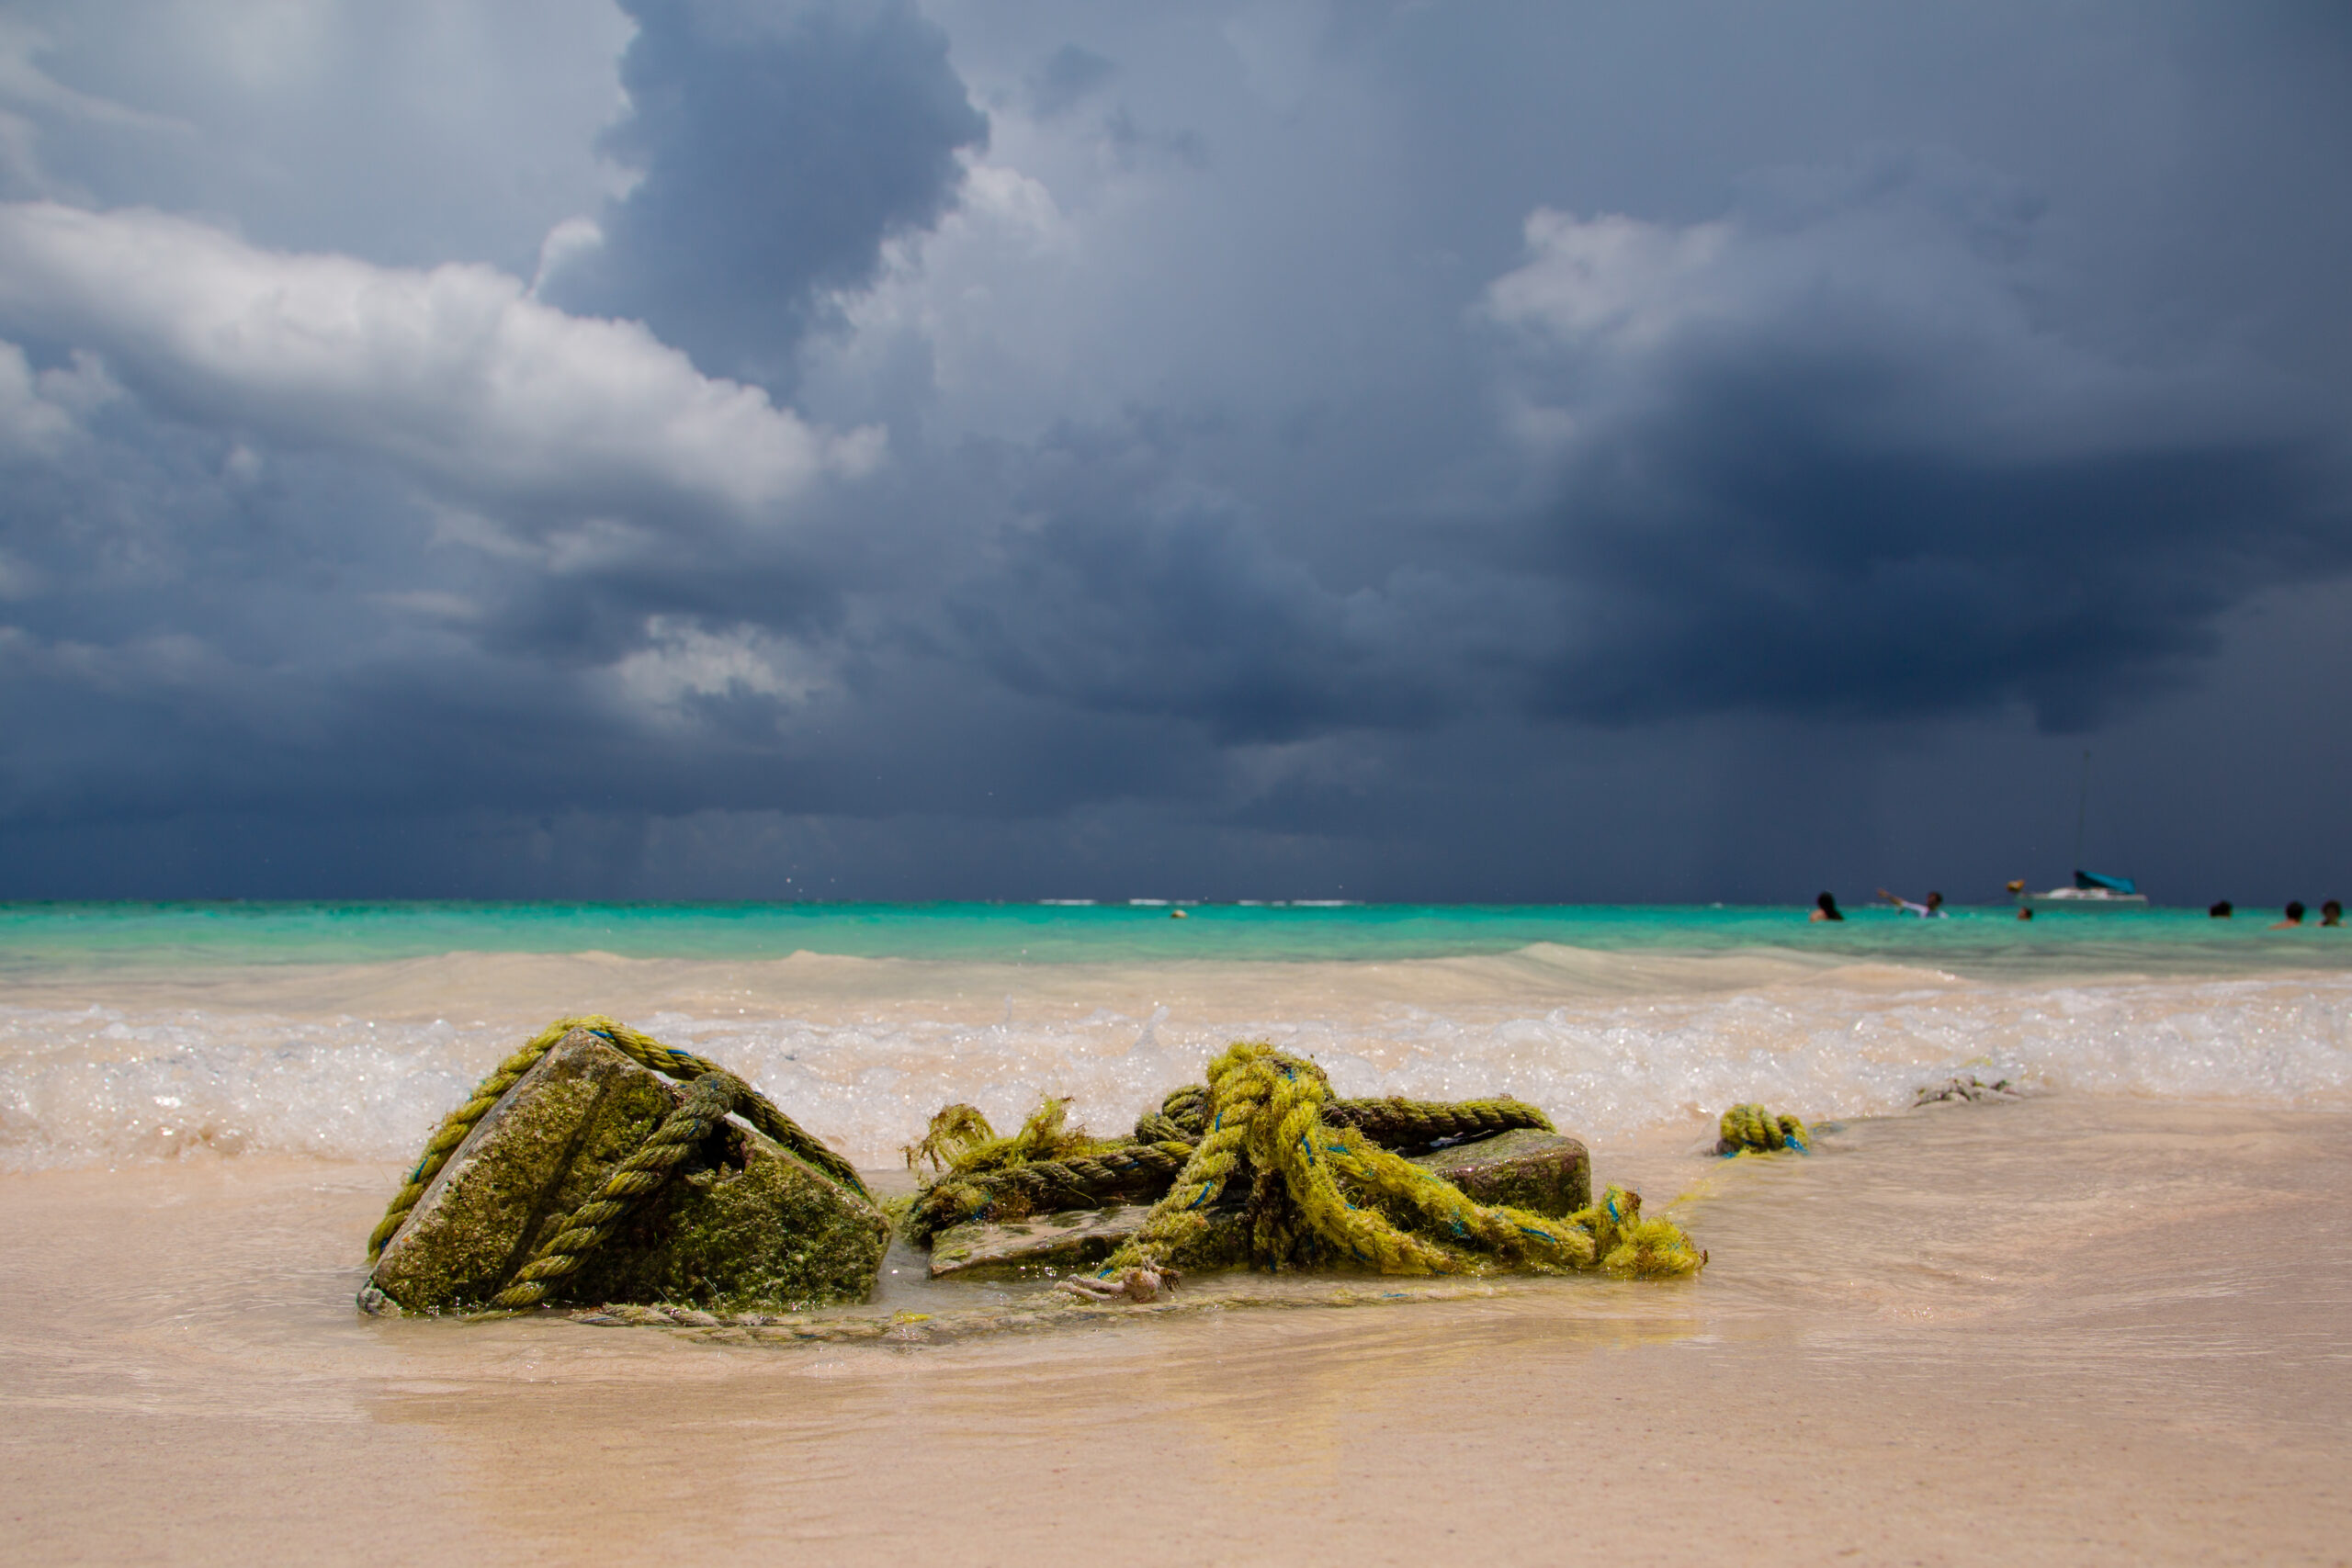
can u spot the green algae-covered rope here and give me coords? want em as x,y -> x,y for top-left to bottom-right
1145,1086 -> 1553,1148
902,1139 -> 1195,1242
908,1083 -> 1559,1246
1321,1096 -> 1555,1148
1093,1042 -> 1703,1286
368,1014 -> 866,1262
1715,1102 -> 1810,1156
484,1069 -> 746,1312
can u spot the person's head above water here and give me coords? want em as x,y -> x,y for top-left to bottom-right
1925,891 -> 1944,911
2325,900 -> 2344,927
2275,900 -> 2307,928
1817,891 -> 1841,916
2210,900 -> 2233,918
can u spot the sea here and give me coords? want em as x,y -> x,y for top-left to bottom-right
6,899 -> 2351,1561
3,897 -> 2347,1172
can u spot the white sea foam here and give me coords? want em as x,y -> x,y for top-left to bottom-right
4,952 -> 2349,1172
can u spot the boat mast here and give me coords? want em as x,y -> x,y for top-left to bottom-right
2073,749 -> 2090,873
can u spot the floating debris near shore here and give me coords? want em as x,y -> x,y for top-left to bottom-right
1914,1076 -> 2023,1106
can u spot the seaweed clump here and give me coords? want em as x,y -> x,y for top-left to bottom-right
901,1099 -> 1151,1242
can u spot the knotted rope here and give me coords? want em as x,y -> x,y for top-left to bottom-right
903,1082 -> 1556,1243
1715,1102 -> 1810,1156
368,1015 -> 866,1264
1046,1043 -> 1705,1298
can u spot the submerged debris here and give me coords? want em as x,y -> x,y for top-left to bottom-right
1914,1076 -> 2021,1106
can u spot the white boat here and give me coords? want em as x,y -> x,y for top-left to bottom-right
2018,871 -> 2149,912
2018,753 -> 2149,911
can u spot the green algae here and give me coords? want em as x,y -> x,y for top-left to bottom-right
364,1032 -> 885,1314
925,1130 -> 1591,1281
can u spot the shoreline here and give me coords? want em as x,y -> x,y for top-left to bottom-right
6,953 -> 2349,1174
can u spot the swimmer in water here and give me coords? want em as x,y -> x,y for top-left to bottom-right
2324,900 -> 2343,928
1811,892 -> 1844,922
2210,900 -> 2233,918
2272,901 -> 2307,930
1877,888 -> 1947,918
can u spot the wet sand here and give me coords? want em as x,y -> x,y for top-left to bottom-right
5,1093 -> 2347,1564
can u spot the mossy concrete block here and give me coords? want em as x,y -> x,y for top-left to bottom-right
363,1030 -> 886,1314
923,1128 -> 1589,1279
1415,1128 -> 1589,1218
929,1204 -> 1148,1279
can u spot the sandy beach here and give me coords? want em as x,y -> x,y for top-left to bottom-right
6,1089 -> 2346,1565
8,0 -> 2349,1556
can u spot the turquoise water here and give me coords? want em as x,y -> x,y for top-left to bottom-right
3,899 -> 2346,978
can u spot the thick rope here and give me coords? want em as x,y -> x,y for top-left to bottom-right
368,1014 -> 865,1262
485,1070 -> 747,1312
1716,1102 -> 1810,1156
1143,1086 -> 1552,1148
903,1087 -> 1556,1243
1089,1042 -> 1699,1290
1322,1095 -> 1555,1148
904,1140 -> 1195,1241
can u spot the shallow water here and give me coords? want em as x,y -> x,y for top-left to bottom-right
4,1096 -> 2346,1564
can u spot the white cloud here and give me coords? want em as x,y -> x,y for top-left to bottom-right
0,201 -> 884,519
1484,209 -> 1734,351
1474,167 -> 2221,464
801,152 -> 1095,442
0,337 -> 75,455
612,615 -> 835,717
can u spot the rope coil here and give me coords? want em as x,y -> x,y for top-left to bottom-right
1715,1102 -> 1810,1156
902,1084 -> 1557,1243
1094,1042 -> 1701,1283
907,1042 -> 1705,1292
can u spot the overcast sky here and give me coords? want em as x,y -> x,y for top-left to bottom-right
0,0 -> 2346,904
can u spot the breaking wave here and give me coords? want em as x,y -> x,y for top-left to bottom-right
4,945 -> 2348,1171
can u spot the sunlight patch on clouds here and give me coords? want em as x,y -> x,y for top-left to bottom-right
802,152 -> 1105,440
0,201 -> 883,517
612,615 -> 835,718
1486,210 -> 1734,351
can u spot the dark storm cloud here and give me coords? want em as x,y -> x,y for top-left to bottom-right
2,2 -> 2350,899
939,152 -> 2351,743
548,0 -> 987,385
1487,159 -> 2352,731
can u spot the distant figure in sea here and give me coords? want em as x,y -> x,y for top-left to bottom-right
2016,906 -> 2034,920
1878,888 -> 1947,919
2324,900 -> 2344,928
1811,892 -> 1844,922
2210,900 -> 2233,918
2272,901 -> 2306,930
